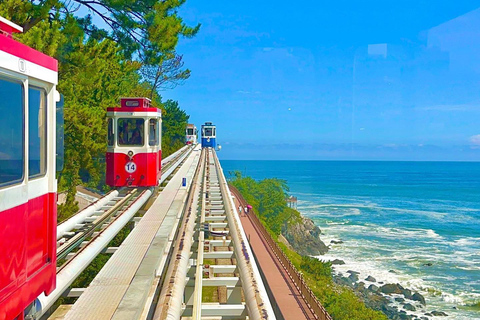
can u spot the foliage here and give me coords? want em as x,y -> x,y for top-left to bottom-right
230,171 -> 298,235
0,0 -> 195,220
300,255 -> 332,279
231,173 -> 389,320
3,0 -> 200,60
162,99 -> 190,157
140,52 -> 191,99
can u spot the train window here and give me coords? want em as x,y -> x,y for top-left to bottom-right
107,118 -> 114,146
213,128 -> 216,136
28,86 -> 47,178
205,128 -> 213,136
0,78 -> 24,186
118,118 -> 144,146
187,128 -> 194,135
149,119 -> 159,146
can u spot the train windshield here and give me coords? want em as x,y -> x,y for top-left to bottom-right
187,128 -> 194,135
204,127 -> 213,136
0,77 -> 24,186
118,118 -> 144,146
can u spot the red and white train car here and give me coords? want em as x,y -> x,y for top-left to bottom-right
0,17 -> 59,319
106,97 -> 162,187
185,123 -> 197,145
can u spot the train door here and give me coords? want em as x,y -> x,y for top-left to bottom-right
0,74 -> 28,301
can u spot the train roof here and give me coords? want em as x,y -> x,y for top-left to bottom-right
0,16 -> 58,72
0,16 -> 22,34
106,97 -> 161,114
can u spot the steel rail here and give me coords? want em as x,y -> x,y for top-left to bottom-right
155,148 -> 206,320
212,150 -> 276,320
56,145 -> 193,242
56,189 -> 137,262
57,189 -> 120,240
191,150 -> 208,320
38,188 -> 153,316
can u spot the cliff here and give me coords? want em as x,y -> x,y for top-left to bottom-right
283,215 -> 329,256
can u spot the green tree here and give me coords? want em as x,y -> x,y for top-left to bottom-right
162,99 -> 189,156
3,0 -> 199,61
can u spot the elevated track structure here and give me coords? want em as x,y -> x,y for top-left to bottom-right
41,145 -> 331,320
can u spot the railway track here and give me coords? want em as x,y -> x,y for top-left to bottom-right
55,145 -> 193,268
38,145 -> 195,317
152,148 -> 274,319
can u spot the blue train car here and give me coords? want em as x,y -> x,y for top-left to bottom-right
201,122 -> 216,148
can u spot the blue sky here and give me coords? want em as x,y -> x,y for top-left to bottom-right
161,1 -> 480,160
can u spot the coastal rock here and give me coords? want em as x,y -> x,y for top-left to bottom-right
365,275 -> 376,282
330,240 -> 344,244
431,310 -> 448,316
423,262 -> 433,267
395,297 -> 405,303
348,273 -> 359,282
404,303 -> 416,311
401,288 -> 413,299
368,284 -> 379,291
379,283 -> 404,295
412,292 -> 426,306
397,313 -> 412,320
333,274 -> 424,320
283,216 -> 328,255
331,259 -> 345,265
354,282 -> 366,290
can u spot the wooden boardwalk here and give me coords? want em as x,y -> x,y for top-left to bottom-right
230,187 -> 319,320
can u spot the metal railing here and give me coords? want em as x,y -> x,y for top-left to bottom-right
229,184 -> 333,320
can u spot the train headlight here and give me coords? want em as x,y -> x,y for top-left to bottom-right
128,150 -> 134,159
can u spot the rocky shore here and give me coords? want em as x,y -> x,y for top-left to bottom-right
332,261 -> 449,320
279,215 -> 449,320
279,209 -> 452,320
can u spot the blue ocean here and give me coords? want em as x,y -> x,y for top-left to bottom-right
221,160 -> 480,319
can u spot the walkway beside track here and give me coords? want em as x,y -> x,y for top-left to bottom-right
229,186 -> 320,320
63,145 -> 202,320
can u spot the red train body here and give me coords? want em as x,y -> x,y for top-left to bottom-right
0,17 -> 58,319
106,98 -> 162,187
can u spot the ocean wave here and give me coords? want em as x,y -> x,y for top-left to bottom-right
316,252 -> 480,319
326,224 -> 444,241
453,237 -> 480,247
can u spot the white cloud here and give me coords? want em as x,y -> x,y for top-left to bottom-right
469,134 -> 480,145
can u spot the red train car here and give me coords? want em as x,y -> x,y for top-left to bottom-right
0,17 -> 59,319
106,97 -> 162,187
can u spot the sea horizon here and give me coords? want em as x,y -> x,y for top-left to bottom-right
221,159 -> 480,320
220,159 -> 480,163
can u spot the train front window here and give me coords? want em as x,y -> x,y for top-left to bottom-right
187,128 -> 194,135
107,118 -> 114,146
118,118 -> 144,146
28,86 -> 47,178
0,78 -> 24,186
204,128 -> 213,136
149,119 -> 159,146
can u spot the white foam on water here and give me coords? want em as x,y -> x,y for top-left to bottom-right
454,237 -> 480,247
